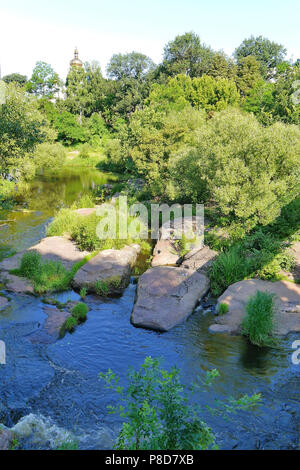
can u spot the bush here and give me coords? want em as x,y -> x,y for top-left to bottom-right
218,303 -> 229,315
34,142 -> 66,173
0,179 -> 15,207
71,302 -> 89,322
60,316 -> 77,336
12,250 -> 91,294
242,291 -> 277,347
100,357 -> 261,450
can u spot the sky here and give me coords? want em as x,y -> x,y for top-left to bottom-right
0,0 -> 299,80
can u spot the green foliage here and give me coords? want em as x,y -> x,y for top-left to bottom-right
100,357 -> 261,450
26,61 -> 61,98
55,440 -> 79,450
172,108 -> 300,232
80,287 -> 87,299
148,74 -> 240,113
95,276 -> 122,296
218,303 -> 229,315
12,250 -> 93,295
0,83 -> 53,178
0,179 -> 15,208
234,35 -> 287,79
3,73 -> 27,86
107,52 -> 155,80
71,302 -> 89,322
161,32 -> 215,78
61,316 -> 77,334
54,111 -> 87,145
242,291 -> 277,346
33,142 -> 66,173
209,229 -> 294,296
60,302 -> 89,337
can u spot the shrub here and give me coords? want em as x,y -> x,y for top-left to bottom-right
80,287 -> 87,299
71,302 -> 89,323
100,357 -> 261,450
18,251 -> 42,278
60,317 -> 77,336
34,142 -> 66,173
242,291 -> 277,347
218,303 -> 229,315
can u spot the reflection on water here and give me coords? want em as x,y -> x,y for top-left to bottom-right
0,167 -> 117,260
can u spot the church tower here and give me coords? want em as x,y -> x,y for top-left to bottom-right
70,47 -> 83,68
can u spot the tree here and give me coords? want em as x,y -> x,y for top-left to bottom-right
27,61 -> 61,98
100,357 -> 261,450
207,52 -> 237,80
236,56 -> 262,96
107,52 -> 155,80
0,83 -> 52,178
65,66 -> 89,121
148,74 -> 240,113
171,108 -> 300,233
2,73 -> 27,86
234,36 -> 287,80
161,32 -> 215,78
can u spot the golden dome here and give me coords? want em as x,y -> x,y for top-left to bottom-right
70,47 -> 83,68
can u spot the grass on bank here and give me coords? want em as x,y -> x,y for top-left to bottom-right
46,207 -> 152,259
10,251 -> 96,295
242,291 -> 277,347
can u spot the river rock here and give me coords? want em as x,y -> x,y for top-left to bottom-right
151,239 -> 180,267
1,274 -> 34,294
73,244 -> 140,295
131,266 -> 209,331
74,207 -> 97,216
180,245 -> 218,273
210,279 -> 300,335
0,236 -> 90,273
0,428 -> 13,450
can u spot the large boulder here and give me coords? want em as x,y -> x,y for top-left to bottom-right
0,274 -> 34,294
131,266 -> 209,331
180,245 -> 218,273
151,239 -> 180,267
0,428 -> 13,450
27,306 -> 72,344
210,279 -> 300,335
73,244 -> 140,295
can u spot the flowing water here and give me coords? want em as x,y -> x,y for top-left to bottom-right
0,167 -> 299,450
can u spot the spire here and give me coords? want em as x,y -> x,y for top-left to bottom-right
70,47 -> 83,68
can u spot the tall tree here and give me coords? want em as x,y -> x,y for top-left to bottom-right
27,61 -> 61,98
234,36 -> 287,79
107,52 -> 155,80
65,66 -> 89,121
3,73 -> 27,86
161,32 -> 215,78
236,56 -> 262,96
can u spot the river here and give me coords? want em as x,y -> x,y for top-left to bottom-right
0,167 -> 299,450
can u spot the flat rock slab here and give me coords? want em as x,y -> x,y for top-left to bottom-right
0,274 -> 34,294
27,306 -> 72,344
131,266 -> 209,331
180,245 -> 218,273
152,239 -> 180,267
73,244 -> 140,294
211,279 -> 300,336
0,236 -> 90,275
0,428 -> 13,450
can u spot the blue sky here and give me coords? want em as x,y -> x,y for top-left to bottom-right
0,0 -> 299,79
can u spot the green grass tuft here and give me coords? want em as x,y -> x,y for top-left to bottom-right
242,291 -> 277,347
